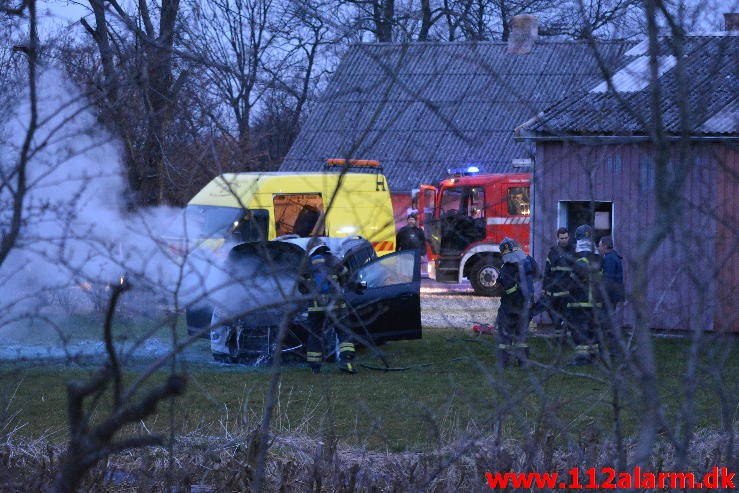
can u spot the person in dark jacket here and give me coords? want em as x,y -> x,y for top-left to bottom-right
395,213 -> 426,255
597,235 -> 625,356
597,236 -> 624,309
542,227 -> 575,338
299,240 -> 356,374
565,225 -> 604,365
495,237 -> 530,367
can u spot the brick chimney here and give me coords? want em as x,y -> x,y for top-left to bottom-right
508,15 -> 538,54
725,13 -> 739,31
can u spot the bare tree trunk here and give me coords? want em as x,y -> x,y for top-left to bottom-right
372,0 -> 395,42
0,0 -> 37,268
419,0 -> 433,40
53,281 -> 187,493
83,0 -> 184,207
138,0 -> 181,205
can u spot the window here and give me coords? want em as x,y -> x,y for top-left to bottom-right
507,187 -> 530,216
559,201 -> 613,241
182,205 -> 267,242
469,187 -> 485,218
356,250 -> 416,287
440,188 -> 463,215
440,186 -> 485,217
421,187 -> 435,226
273,193 -> 325,237
232,209 -> 269,242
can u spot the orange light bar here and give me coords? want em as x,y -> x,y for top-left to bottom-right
326,158 -> 381,168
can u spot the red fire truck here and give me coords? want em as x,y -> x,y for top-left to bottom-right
417,166 -> 531,296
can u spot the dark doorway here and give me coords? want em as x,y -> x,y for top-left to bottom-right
560,201 -> 613,242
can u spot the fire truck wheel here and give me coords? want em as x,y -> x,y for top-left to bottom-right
470,256 -> 504,297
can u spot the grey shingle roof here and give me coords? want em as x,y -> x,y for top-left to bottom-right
522,35 -> 738,138
280,40 -> 632,191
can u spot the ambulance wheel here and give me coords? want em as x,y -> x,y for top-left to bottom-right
470,256 -> 504,297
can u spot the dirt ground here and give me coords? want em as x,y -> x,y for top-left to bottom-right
420,278 -> 496,329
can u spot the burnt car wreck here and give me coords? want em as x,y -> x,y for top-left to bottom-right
209,236 -> 422,364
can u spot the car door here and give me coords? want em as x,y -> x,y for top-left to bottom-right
344,249 -> 421,344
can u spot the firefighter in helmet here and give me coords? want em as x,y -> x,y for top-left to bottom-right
495,237 -> 531,367
565,224 -> 604,365
542,227 -> 575,341
300,240 -> 357,374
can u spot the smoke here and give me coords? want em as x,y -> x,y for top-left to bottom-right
209,250 -> 301,322
0,68 -> 183,334
0,66 -> 309,357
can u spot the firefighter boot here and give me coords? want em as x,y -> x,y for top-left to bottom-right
567,345 -> 593,366
339,342 -> 357,374
556,320 -> 568,349
496,344 -> 511,368
515,343 -> 530,368
307,351 -> 323,374
339,357 -> 357,374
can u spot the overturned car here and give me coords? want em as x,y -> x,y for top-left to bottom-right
209,236 -> 422,364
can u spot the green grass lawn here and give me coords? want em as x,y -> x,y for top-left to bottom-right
1,326 -> 736,452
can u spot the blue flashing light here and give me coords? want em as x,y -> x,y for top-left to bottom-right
447,165 -> 481,176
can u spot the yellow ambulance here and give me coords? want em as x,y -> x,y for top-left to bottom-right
180,159 -> 396,256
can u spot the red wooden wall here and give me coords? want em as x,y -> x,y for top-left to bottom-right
533,141 -> 737,332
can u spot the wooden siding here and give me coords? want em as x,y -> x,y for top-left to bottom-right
533,141 -> 737,332
715,145 -> 738,331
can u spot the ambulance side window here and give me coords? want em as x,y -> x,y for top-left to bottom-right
273,193 -> 325,237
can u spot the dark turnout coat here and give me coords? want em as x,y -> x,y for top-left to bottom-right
601,250 -> 624,304
396,224 -> 426,253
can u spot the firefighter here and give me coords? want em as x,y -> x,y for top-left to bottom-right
565,225 -> 604,365
542,227 -> 575,340
495,237 -> 530,367
300,240 -> 357,374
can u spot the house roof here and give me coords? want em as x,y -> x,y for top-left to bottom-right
280,40 -> 632,191
518,35 -> 738,138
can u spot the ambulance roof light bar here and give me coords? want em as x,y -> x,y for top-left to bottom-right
325,158 -> 385,190
326,158 -> 382,169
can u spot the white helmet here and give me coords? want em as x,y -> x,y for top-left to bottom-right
308,239 -> 330,256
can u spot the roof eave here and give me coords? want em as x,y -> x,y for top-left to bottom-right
515,132 -> 739,144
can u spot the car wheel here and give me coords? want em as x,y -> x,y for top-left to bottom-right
278,346 -> 305,365
213,353 -> 230,363
225,327 -> 243,363
470,256 -> 504,297
186,304 -> 214,339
